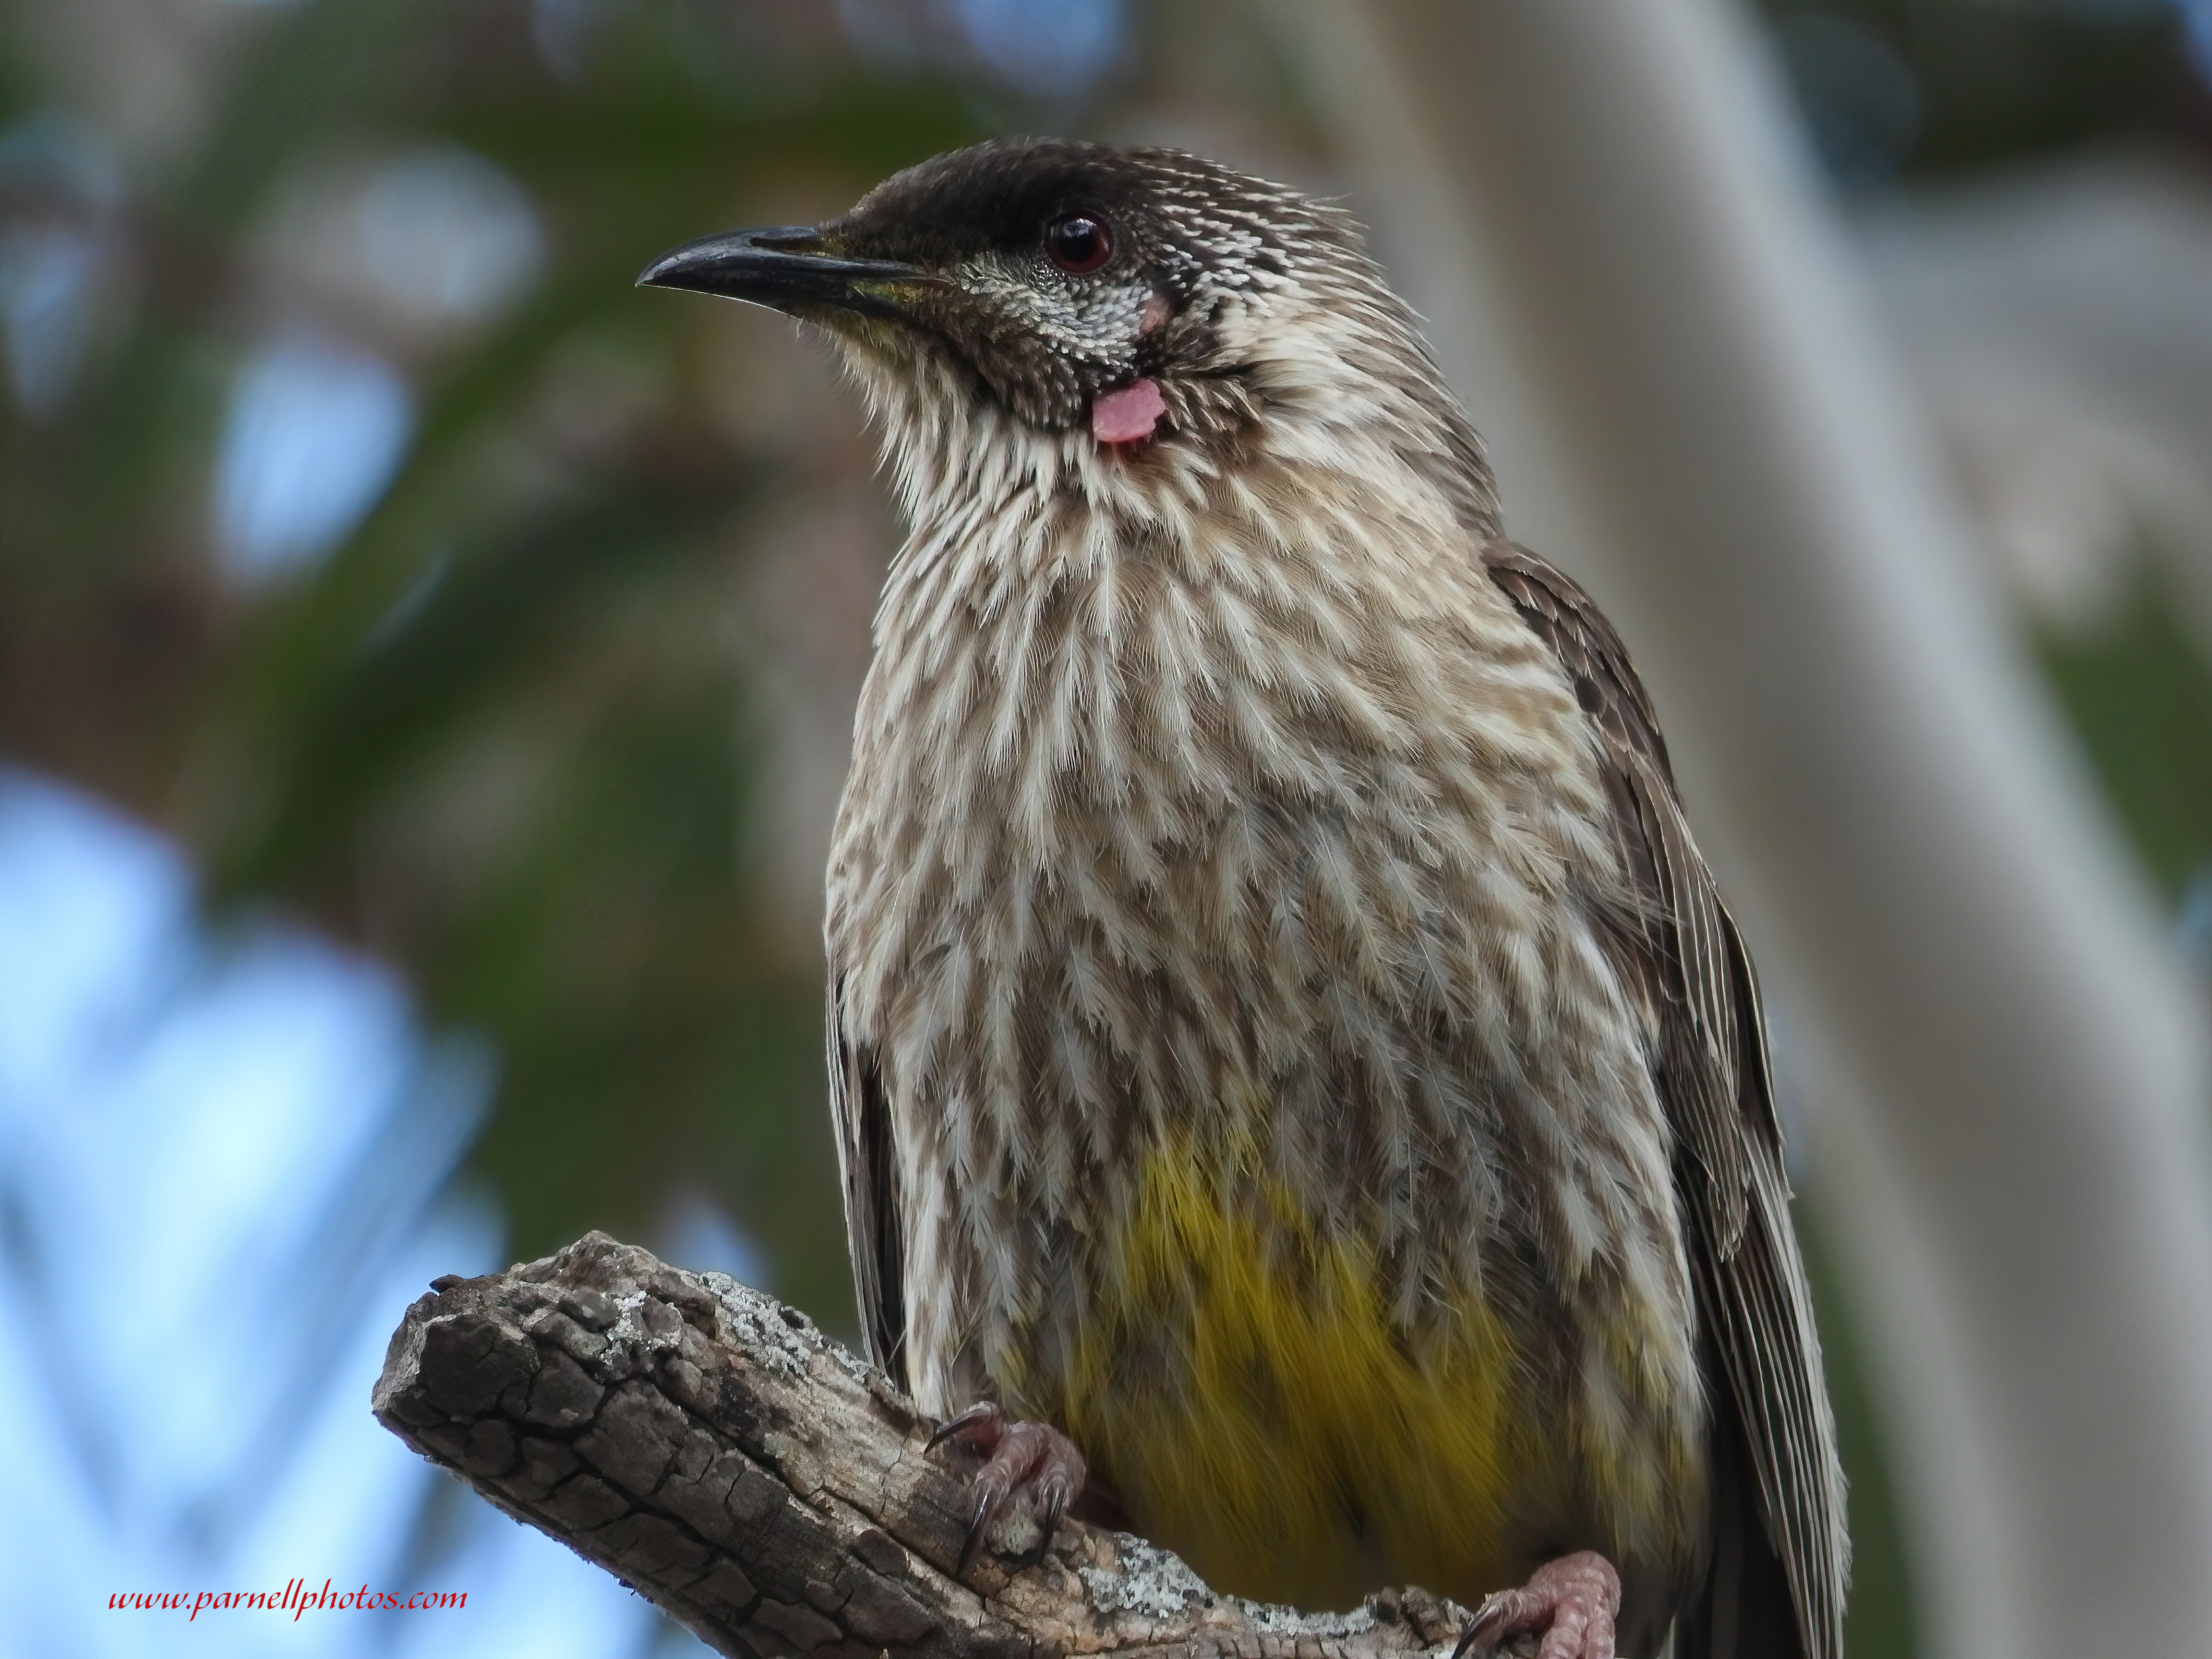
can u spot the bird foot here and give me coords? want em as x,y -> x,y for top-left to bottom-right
1452,1551 -> 1621,1659
925,1401 -> 1087,1575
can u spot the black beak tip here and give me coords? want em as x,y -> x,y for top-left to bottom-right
634,225 -> 943,314
633,251 -> 685,289
636,226 -> 827,293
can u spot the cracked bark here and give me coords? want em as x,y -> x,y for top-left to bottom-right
373,1232 -> 1476,1659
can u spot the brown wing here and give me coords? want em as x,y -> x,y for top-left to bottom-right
1485,544 -> 1849,1659
828,981 -> 907,1384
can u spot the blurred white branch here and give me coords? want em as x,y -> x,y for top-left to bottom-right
1265,5 -> 2212,1659
1857,155 -> 2212,645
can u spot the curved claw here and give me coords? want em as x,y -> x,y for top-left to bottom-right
1026,1467 -> 1072,1564
925,1402 -> 1089,1579
1453,1551 -> 1621,1659
927,1400 -> 1006,1454
957,1464 -> 1015,1575
1451,1594 -> 1510,1659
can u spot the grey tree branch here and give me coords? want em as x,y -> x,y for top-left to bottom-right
373,1232 -> 1470,1659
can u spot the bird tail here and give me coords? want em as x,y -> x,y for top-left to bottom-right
1675,1383 -> 1809,1659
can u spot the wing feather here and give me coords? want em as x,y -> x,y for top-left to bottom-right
1484,544 -> 1848,1659
828,980 -> 908,1385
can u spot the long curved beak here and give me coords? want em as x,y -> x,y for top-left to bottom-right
636,226 -> 948,318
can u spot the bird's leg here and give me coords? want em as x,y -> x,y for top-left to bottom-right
925,1401 -> 1088,1574
1453,1551 -> 1622,1659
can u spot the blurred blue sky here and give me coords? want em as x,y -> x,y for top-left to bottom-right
216,334 -> 413,582
0,114 -> 120,418
0,769 -> 705,1657
838,0 -> 1126,96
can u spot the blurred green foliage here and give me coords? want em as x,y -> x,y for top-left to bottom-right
2038,560 -> 2212,901
1800,1209 -> 1919,1659
1759,0 -> 2194,178
0,0 -> 987,1326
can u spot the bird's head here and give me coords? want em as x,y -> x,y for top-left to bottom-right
641,138 -> 1491,523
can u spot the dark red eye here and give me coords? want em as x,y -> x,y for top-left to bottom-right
1046,214 -> 1113,275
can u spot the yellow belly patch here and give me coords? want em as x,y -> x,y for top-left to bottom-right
1027,1137 -> 1570,1610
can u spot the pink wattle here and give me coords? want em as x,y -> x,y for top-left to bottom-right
1091,378 -> 1166,445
